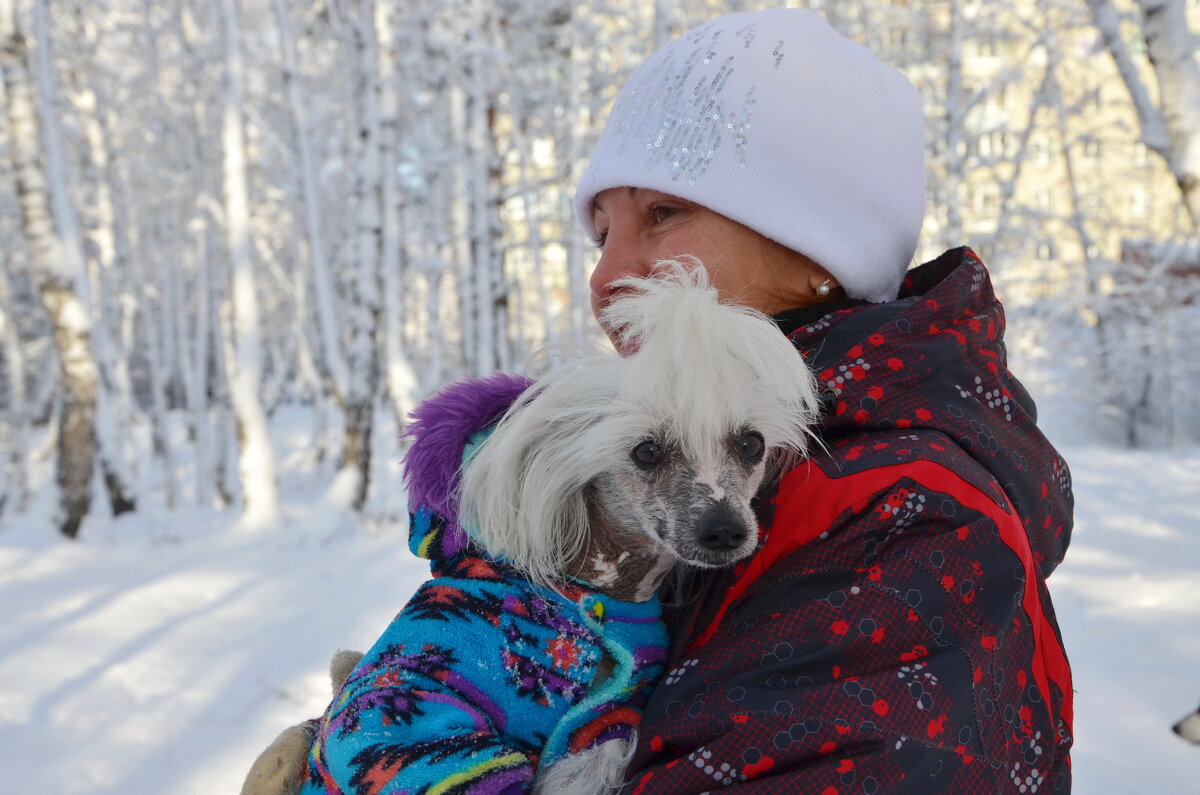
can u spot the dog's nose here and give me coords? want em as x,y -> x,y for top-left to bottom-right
698,509 -> 747,551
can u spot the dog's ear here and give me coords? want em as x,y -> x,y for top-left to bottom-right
459,363 -> 617,586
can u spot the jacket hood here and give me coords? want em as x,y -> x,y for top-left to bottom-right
402,372 -> 535,562
776,247 -> 1073,577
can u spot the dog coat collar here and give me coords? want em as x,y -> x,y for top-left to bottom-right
542,590 -> 667,765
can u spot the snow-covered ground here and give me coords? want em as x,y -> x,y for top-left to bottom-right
1,413 -> 1197,794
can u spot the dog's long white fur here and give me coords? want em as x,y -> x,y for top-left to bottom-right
531,733 -> 637,795
458,259 -> 821,588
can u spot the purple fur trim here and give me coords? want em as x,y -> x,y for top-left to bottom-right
403,372 -> 534,528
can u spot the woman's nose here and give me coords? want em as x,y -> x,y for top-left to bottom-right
590,230 -> 650,297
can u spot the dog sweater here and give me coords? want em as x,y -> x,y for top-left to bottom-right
300,375 -> 669,794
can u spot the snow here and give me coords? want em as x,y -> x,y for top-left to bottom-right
0,415 -> 1197,793
1048,445 -> 1200,794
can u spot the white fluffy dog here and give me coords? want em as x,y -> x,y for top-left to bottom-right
458,260 -> 821,792
241,261 -> 821,795
462,259 -> 820,601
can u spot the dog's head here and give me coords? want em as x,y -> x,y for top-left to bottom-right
458,261 -> 821,595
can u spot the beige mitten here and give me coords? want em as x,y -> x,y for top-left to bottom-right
239,650 -> 365,795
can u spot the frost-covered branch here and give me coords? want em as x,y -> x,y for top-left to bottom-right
1086,0 -> 1200,229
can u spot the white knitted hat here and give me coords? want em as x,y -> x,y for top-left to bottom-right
574,8 -> 926,303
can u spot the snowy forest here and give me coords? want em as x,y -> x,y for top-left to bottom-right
1,1 -> 1198,793
0,0 -> 1197,534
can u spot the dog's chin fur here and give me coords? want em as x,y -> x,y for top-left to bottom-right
678,546 -> 757,570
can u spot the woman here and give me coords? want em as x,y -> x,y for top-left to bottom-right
575,8 -> 1074,794
246,9 -> 1074,795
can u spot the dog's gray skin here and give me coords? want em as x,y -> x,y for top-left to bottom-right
566,427 -> 770,603
1174,704 -> 1200,745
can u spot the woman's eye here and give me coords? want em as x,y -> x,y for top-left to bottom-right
593,230 -> 608,249
631,440 -> 665,469
649,204 -> 680,223
737,431 -> 765,464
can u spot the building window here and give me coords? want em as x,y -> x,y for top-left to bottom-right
1130,185 -> 1149,216
1079,192 -> 1102,215
1030,135 -> 1052,166
1082,88 -> 1102,114
1035,241 -> 1057,261
984,85 -> 1010,115
975,243 -> 993,263
971,184 -> 1001,215
887,28 -> 912,50
979,131 -> 1007,158
1082,138 -> 1102,162
973,37 -> 999,58
1133,141 -> 1152,167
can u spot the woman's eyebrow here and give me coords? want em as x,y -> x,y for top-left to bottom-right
593,186 -> 643,216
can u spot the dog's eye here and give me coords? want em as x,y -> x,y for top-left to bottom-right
737,431 -> 765,464
631,440 -> 665,469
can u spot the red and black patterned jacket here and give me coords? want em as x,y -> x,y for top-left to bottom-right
624,248 -> 1074,794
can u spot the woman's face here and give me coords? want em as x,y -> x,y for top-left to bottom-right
589,187 -> 819,348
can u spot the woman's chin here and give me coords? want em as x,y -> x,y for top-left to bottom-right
603,324 -> 639,356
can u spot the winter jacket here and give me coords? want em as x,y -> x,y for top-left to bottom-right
300,375 -> 668,795
622,248 -> 1074,793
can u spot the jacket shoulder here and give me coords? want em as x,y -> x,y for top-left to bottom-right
810,427 -> 1012,513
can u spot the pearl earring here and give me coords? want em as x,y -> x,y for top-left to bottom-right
816,279 -> 833,297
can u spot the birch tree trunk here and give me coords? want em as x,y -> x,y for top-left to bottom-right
942,0 -> 965,250
76,74 -> 137,516
218,0 -> 279,525
40,2 -> 137,519
0,254 -> 28,517
211,273 -> 237,509
990,58 -> 1052,255
1047,46 -> 1126,443
375,2 -> 418,429
1086,0 -> 1200,231
270,0 -> 350,403
1136,0 -> 1200,231
563,6 -> 591,347
188,216 -> 214,506
142,279 -> 179,509
103,103 -> 140,484
1,0 -> 97,537
448,79 -> 476,373
177,0 -> 224,505
341,0 -> 383,510
466,0 -> 507,374
502,32 -> 555,350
